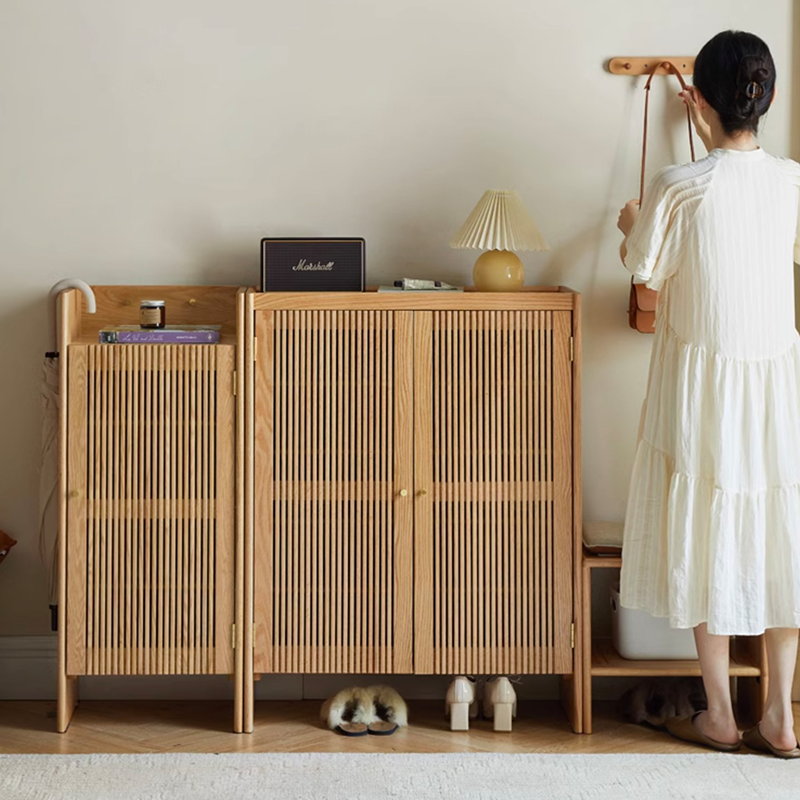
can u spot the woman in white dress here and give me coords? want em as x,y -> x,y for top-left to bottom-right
617,30 -> 800,756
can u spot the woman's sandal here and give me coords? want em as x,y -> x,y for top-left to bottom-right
742,723 -> 800,759
664,711 -> 741,752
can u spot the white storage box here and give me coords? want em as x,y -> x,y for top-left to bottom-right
610,582 -> 698,660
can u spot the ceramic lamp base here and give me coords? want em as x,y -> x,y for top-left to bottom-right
472,250 -> 524,292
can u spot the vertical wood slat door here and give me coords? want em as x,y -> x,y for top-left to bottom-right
414,310 -> 573,675
65,345 -> 235,676
254,310 -> 414,674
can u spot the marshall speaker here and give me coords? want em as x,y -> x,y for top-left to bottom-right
261,237 -> 365,291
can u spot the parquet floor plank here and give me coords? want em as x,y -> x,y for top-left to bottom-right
1,701 -> 796,755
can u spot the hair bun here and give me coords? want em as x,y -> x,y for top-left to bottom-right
694,31 -> 775,136
737,56 -> 770,87
734,58 -> 771,115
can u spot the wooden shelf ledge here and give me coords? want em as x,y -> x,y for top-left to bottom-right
582,550 -> 621,568
591,638 -> 762,677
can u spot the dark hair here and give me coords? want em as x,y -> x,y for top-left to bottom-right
693,30 -> 775,136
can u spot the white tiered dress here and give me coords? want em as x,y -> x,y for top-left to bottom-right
619,146 -> 800,635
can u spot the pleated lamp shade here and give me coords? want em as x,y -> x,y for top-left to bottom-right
449,190 -> 549,252
450,190 -> 548,291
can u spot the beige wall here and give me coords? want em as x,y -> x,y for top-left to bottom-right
0,1 -> 794,635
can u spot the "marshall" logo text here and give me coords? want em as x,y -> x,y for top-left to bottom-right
293,258 -> 334,271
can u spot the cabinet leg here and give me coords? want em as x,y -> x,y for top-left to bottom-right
234,669 -> 243,733
559,675 -> 583,733
582,564 -> 592,734
244,673 -> 254,733
241,673 -> 258,731
582,671 -> 593,735
234,669 -> 255,733
57,674 -> 78,733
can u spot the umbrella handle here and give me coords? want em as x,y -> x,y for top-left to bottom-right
47,279 -> 96,354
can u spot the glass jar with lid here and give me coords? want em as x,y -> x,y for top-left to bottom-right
140,300 -> 166,329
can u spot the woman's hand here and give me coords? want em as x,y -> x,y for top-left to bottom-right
617,200 -> 639,237
678,86 -> 712,152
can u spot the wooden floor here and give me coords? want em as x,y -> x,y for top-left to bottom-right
2,700 -> 798,754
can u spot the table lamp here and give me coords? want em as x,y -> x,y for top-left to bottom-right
449,189 -> 549,291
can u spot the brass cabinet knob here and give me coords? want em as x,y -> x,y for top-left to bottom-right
418,489 -> 428,497
69,489 -> 80,499
188,298 -> 197,306
398,489 -> 408,497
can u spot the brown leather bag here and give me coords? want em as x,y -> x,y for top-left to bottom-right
628,61 -> 695,333
0,529 -> 16,567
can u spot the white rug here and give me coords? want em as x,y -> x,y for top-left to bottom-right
1,752 -> 798,799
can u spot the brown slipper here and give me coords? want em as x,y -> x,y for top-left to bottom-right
665,711 -> 741,752
742,723 -> 800,759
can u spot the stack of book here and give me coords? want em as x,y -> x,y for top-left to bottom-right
377,279 -> 462,292
99,325 -> 221,344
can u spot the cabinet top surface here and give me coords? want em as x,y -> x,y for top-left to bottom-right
251,286 -> 579,311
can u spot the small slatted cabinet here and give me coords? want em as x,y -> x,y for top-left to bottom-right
57,286 -> 246,732
246,287 -> 583,732
581,550 -> 768,733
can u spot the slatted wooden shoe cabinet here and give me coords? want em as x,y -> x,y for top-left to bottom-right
244,287 -> 583,732
58,285 -> 583,735
57,286 -> 247,732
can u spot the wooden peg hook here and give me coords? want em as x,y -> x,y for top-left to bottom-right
608,56 -> 695,76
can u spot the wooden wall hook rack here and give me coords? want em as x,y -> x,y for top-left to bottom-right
608,57 -> 695,76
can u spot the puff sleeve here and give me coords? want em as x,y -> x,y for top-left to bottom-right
772,155 -> 800,264
622,166 -> 687,292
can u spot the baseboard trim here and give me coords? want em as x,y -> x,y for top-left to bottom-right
0,636 -> 635,701
0,636 -> 58,700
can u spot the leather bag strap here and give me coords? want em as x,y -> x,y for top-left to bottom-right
639,61 -> 696,205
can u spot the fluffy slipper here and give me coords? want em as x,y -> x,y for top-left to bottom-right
337,722 -> 368,736
366,684 -> 408,729
742,723 -> 800,759
320,687 -> 378,732
665,711 -> 741,752
368,721 -> 398,736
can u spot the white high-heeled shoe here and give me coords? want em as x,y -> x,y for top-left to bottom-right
445,676 -> 476,731
482,676 -> 517,732
469,681 -> 480,720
